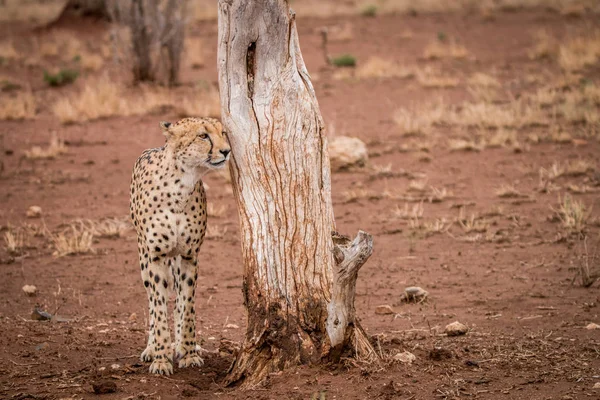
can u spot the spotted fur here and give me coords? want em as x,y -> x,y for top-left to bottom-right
129,117 -> 230,375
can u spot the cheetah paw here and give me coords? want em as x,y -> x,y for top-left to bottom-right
178,352 -> 204,368
141,346 -> 154,362
149,359 -> 174,376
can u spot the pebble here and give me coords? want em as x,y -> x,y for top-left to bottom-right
586,323 -> 600,330
445,321 -> 468,336
92,380 -> 117,394
593,382 -> 600,389
22,285 -> 37,296
404,286 -> 428,302
26,206 -> 42,218
393,351 -> 416,364
375,305 -> 395,315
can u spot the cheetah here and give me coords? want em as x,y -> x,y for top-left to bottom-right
129,117 -> 230,375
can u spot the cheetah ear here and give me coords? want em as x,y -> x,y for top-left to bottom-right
159,121 -> 173,138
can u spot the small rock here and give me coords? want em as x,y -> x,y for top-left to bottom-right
586,323 -> 600,330
35,342 -> 49,351
403,286 -> 428,302
26,206 -> 42,218
224,323 -> 239,329
31,308 -> 52,321
22,285 -> 37,296
110,363 -> 121,370
593,382 -> 600,389
128,313 -> 137,322
445,321 -> 468,336
375,305 -> 395,315
92,380 -> 117,394
429,347 -> 453,361
329,136 -> 368,171
393,351 -> 416,364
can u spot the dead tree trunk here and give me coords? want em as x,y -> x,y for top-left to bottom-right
217,0 -> 378,388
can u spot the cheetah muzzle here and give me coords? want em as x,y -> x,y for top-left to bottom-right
129,117 -> 231,375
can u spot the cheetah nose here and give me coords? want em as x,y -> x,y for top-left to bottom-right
220,149 -> 231,158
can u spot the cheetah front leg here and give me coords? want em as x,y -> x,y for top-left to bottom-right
174,255 -> 203,368
138,247 -> 156,363
147,257 -> 174,376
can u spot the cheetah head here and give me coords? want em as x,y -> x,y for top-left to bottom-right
160,117 -> 231,170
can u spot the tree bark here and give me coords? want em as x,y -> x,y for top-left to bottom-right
217,0 -> 377,388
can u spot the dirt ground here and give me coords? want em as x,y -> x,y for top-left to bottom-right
1,5 -> 600,400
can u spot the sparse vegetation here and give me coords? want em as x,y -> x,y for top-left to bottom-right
360,4 -> 378,17
52,77 -> 220,124
554,194 -> 589,234
43,69 -> 79,87
417,67 -> 460,88
3,227 -> 27,255
423,39 -> 469,60
0,90 -> 36,120
49,224 -> 95,257
331,54 -> 357,67
355,58 -> 415,80
24,134 -> 68,159
82,218 -> 132,239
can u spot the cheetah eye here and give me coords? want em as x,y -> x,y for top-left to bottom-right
199,133 -> 209,140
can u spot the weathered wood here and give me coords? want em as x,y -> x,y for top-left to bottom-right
217,0 -> 377,387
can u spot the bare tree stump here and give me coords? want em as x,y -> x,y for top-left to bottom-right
217,0 -> 378,388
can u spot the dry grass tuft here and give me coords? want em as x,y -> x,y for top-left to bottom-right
394,109 -> 431,136
468,72 -> 500,88
573,237 -> 599,287
423,40 -> 469,60
82,218 -> 132,238
3,226 -> 28,255
206,224 -> 228,240
0,90 -> 36,120
52,77 -> 220,124
207,204 -> 228,218
392,202 -> 424,220
49,224 -> 95,257
558,30 -> 600,72
417,67 -> 460,88
456,210 -> 489,233
554,194 -> 589,234
495,184 -> 524,198
0,40 -> 19,62
355,57 -> 415,80
529,29 -> 558,60
24,134 -> 67,160
448,138 -> 484,152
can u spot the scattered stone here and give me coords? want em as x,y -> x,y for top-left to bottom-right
224,323 -> 239,329
110,363 -> 121,370
375,305 -> 395,315
128,313 -> 137,322
429,347 -> 453,361
92,380 -> 117,394
26,206 -> 42,218
593,382 -> 600,389
328,136 -> 368,171
445,321 -> 468,336
22,285 -> 37,296
402,286 -> 429,302
31,308 -> 52,321
393,351 -> 416,364
586,323 -> 600,330
35,342 -> 49,351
